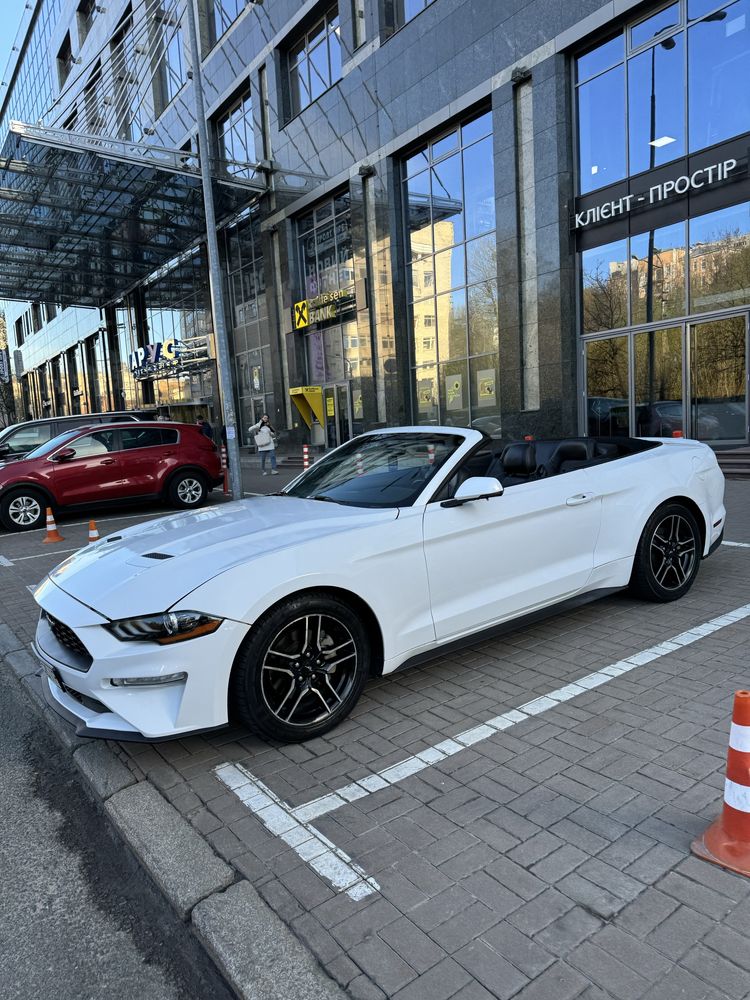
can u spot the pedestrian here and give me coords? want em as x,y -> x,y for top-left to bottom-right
157,407 -> 170,421
196,413 -> 213,439
248,413 -> 278,475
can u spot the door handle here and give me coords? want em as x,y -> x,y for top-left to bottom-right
100,458 -> 116,465
566,493 -> 596,506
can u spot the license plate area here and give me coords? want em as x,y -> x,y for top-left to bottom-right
42,659 -> 67,693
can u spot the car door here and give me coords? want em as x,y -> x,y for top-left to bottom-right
422,470 -> 602,641
118,426 -> 178,495
50,429 -> 124,505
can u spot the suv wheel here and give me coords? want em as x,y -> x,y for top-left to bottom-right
168,471 -> 207,509
1,488 -> 47,532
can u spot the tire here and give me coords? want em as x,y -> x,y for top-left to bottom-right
167,470 -> 207,509
230,593 -> 371,742
629,502 -> 702,602
0,487 -> 47,532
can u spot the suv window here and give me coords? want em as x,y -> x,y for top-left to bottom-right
68,430 -> 116,458
3,423 -> 53,453
121,427 -> 178,449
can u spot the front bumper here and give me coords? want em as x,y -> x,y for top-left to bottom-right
32,582 -> 249,741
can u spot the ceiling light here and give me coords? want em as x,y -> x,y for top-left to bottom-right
649,135 -> 676,148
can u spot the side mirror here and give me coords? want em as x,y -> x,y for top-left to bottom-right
52,447 -> 77,462
441,476 -> 504,508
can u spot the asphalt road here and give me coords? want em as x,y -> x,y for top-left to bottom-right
0,668 -> 236,1000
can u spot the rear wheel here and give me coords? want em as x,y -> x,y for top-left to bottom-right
230,594 -> 370,742
629,502 -> 702,602
0,488 -> 47,532
167,470 -> 207,509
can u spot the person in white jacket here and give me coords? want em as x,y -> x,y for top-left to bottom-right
249,414 -> 278,475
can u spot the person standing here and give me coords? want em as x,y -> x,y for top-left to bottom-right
249,414 -> 278,475
196,413 -> 213,439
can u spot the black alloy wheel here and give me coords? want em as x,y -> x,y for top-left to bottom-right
629,502 -> 702,602
230,594 -> 370,742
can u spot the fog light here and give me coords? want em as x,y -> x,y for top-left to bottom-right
110,671 -> 187,687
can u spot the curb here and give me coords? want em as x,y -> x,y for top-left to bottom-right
0,618 -> 345,1000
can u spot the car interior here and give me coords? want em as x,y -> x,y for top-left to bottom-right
434,437 -> 661,500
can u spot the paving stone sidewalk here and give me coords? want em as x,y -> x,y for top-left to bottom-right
1,480 -> 749,1000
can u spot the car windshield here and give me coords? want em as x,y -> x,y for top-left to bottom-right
284,433 -> 464,508
25,428 -> 85,460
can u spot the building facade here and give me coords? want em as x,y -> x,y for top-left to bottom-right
1,0 -> 748,448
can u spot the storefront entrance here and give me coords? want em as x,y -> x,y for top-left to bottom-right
585,312 -> 749,445
323,383 -> 352,448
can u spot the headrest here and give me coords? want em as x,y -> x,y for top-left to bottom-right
552,441 -> 589,464
502,442 -> 537,474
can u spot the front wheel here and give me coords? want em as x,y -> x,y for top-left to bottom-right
167,470 -> 207,509
629,502 -> 702,602
0,487 -> 47,532
230,594 -> 370,742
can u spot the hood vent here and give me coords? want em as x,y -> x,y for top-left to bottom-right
142,552 -> 174,560
107,535 -> 122,543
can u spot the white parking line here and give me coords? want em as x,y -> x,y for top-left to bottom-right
0,555 -> 12,566
216,601 -> 750,897
723,540 -> 750,548
215,763 -> 380,900
11,547 -> 81,561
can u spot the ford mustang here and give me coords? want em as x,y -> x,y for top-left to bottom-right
32,428 -> 725,743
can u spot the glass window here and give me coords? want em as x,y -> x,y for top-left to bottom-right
215,89 -> 254,178
430,153 -> 464,245
77,0 -> 96,45
586,337 -> 630,436
581,239 -> 629,334
628,32 -> 684,174
468,282 -> 498,356
436,288 -> 467,362
689,0 -> 750,151
284,432 -> 463,507
461,112 -> 493,145
630,4 -> 681,48
212,0 -> 244,45
121,427 -> 177,449
630,223 -> 687,324
57,33 -> 73,89
67,430 -> 116,459
440,360 -> 470,426
287,8 -> 341,117
634,327 -> 683,436
393,0 -> 437,28
469,355 -> 500,427
577,66 -> 626,193
1,423 -> 52,454
434,246 -> 465,295
463,137 -> 495,238
577,35 -> 624,82
689,201 -> 750,312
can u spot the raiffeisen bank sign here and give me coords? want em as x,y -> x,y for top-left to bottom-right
573,156 -> 746,230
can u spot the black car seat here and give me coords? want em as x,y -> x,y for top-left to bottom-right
497,442 -> 538,486
547,441 -> 590,475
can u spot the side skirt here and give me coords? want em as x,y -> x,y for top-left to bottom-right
391,587 -> 625,674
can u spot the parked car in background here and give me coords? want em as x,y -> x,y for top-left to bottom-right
0,410 -> 159,463
635,401 -> 720,440
0,422 -> 222,531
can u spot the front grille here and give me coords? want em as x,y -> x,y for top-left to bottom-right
43,612 -> 93,671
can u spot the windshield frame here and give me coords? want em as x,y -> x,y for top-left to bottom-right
282,430 -> 480,509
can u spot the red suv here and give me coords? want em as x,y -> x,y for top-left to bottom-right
0,422 -> 223,532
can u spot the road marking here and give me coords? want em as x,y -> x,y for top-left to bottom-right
11,547 -> 81,561
723,540 -> 750,548
0,555 -> 12,566
26,584 -> 37,594
215,763 -> 380,900
216,601 -> 750,896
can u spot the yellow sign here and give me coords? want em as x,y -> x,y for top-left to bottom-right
289,385 -> 324,428
294,300 -> 309,329
326,396 -> 335,417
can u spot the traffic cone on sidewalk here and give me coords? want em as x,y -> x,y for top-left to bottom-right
88,519 -> 100,544
692,690 -> 750,877
42,508 -> 64,544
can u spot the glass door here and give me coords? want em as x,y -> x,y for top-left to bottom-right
688,316 -> 748,443
323,384 -> 353,448
634,327 -> 684,438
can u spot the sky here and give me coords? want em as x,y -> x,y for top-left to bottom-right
0,0 -> 33,84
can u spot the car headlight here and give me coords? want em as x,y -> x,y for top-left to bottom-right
105,611 -> 223,644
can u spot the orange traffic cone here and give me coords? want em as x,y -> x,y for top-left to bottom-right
692,691 -> 750,877
88,519 -> 100,544
42,508 -> 64,544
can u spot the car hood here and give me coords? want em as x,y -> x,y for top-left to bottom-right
46,496 -> 398,619
0,453 -> 33,472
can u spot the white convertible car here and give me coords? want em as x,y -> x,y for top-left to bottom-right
33,427 -> 725,743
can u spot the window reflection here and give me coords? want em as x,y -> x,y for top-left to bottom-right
577,66 -> 626,193
577,35 -> 624,82
628,33 -> 684,174
581,239 -> 628,334
690,316 -> 747,439
630,4 -> 680,48
634,327 -> 683,436
689,201 -> 750,313
630,223 -> 687,324
586,337 -> 630,436
689,0 -> 750,151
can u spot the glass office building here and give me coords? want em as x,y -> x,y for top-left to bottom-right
1,0 -> 748,448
